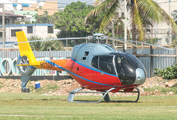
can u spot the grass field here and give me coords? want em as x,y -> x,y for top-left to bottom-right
0,93 -> 177,120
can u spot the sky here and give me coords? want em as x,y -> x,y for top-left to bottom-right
37,0 -> 95,7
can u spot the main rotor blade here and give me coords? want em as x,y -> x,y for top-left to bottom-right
5,37 -> 89,44
127,40 -> 174,51
109,38 -> 174,50
3,35 -> 174,51
108,38 -> 137,47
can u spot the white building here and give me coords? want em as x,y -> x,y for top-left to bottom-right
0,0 -> 37,24
153,0 -> 176,45
0,0 -> 37,12
0,24 -> 60,43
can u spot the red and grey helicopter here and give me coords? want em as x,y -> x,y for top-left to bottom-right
15,31 -> 152,103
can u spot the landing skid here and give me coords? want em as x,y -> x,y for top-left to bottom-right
67,87 -> 140,103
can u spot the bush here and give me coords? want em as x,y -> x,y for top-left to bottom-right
154,64 -> 177,79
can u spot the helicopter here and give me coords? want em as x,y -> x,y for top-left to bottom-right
16,31 -> 147,103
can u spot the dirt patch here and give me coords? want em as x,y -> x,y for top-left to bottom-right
139,77 -> 177,96
0,77 -> 177,96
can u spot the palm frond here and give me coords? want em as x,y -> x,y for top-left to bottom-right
84,0 -> 118,24
138,0 -> 163,23
98,0 -> 119,33
95,0 -> 101,5
133,0 -> 144,41
155,5 -> 177,33
138,0 -> 177,33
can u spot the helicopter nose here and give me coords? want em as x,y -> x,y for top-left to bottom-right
133,68 -> 146,85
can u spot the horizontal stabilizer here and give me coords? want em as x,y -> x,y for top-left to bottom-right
17,64 -> 39,67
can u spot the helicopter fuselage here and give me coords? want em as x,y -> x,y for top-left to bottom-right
39,43 -> 146,92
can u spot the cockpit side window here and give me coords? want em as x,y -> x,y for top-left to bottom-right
92,56 -> 98,68
91,56 -> 116,75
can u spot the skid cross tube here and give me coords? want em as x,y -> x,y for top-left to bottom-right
67,87 -> 140,103
111,87 -> 140,102
67,87 -> 116,103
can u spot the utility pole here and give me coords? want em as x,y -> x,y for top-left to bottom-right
151,22 -> 153,44
123,0 -> 127,53
2,4 -> 5,48
169,0 -> 171,45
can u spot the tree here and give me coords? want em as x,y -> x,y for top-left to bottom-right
15,19 -> 31,24
34,11 -> 53,23
85,0 -> 177,41
55,1 -> 104,38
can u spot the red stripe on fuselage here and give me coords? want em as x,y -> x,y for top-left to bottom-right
51,58 -> 138,92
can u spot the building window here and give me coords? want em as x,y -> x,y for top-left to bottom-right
5,19 -> 9,24
11,29 -> 22,37
48,26 -> 53,33
121,12 -> 124,18
146,29 -> 151,32
0,19 -> 9,24
27,26 -> 33,33
0,32 -> 2,37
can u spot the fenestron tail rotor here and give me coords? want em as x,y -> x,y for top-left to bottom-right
20,56 -> 29,73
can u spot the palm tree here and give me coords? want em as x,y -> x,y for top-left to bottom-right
28,36 -> 63,51
85,0 -> 177,41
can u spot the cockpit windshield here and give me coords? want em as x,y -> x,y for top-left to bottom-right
115,55 -> 136,77
112,53 -> 146,85
116,53 -> 146,72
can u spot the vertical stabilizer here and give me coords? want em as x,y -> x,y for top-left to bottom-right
16,31 -> 39,65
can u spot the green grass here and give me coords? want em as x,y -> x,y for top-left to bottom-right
0,82 -> 3,89
27,83 -> 60,94
0,85 -> 3,89
0,93 -> 177,120
144,86 -> 177,94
